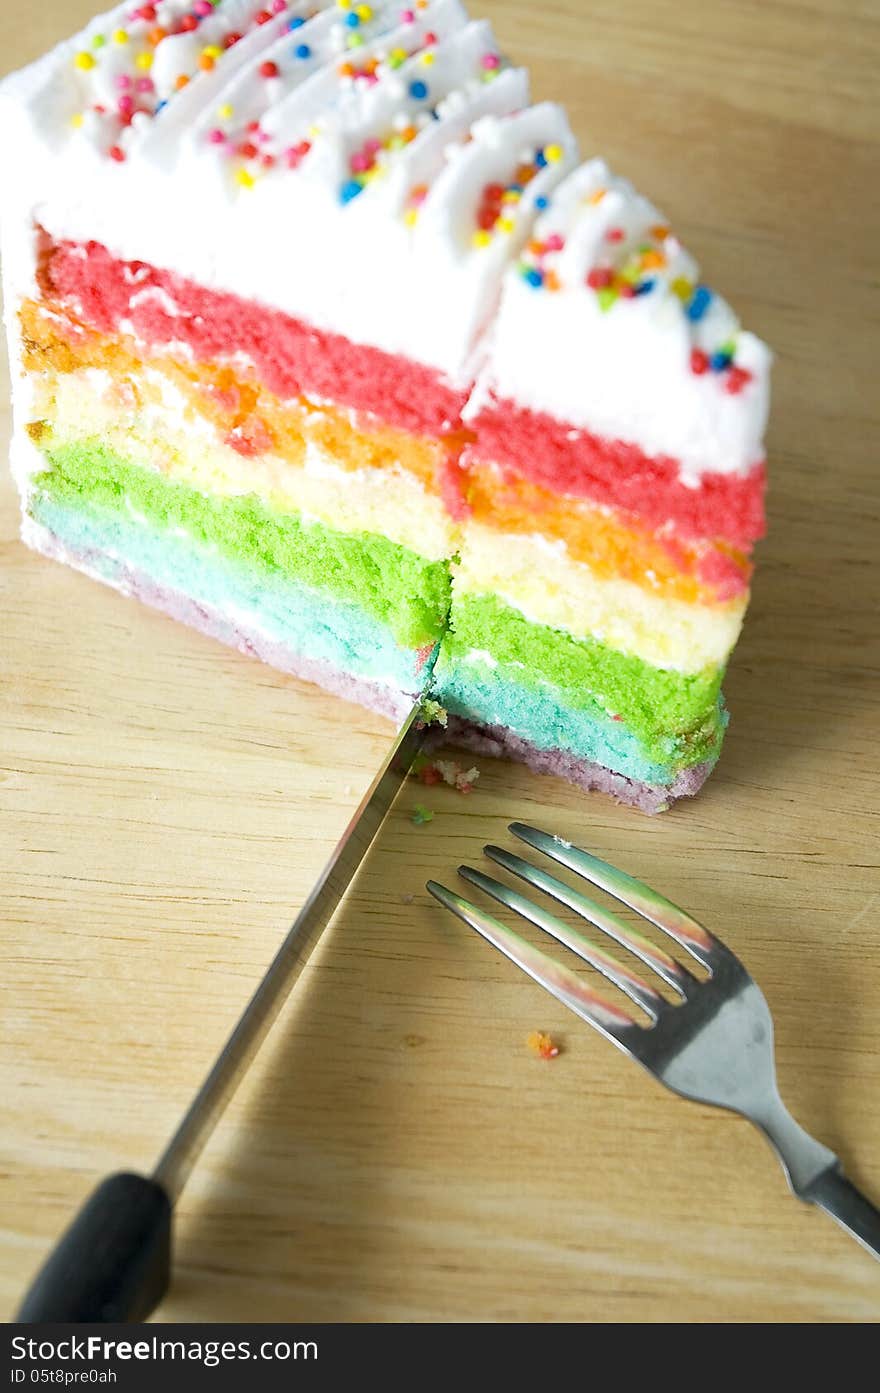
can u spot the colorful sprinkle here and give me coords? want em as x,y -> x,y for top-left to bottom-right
411,804 -> 434,826
73,51 -> 96,70
259,60 -> 280,77
586,267 -> 613,289
409,79 -> 429,99
294,42 -> 312,58
685,285 -> 713,322
710,349 -> 733,372
527,1031 -> 560,1060
690,348 -> 710,375
285,139 -> 312,168
403,182 -> 429,226
725,365 -> 753,394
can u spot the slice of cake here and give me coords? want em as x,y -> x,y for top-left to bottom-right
0,0 -> 770,811
436,159 -> 770,811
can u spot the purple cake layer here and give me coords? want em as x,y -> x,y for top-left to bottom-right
436,715 -> 715,814
21,521 -> 715,809
23,519 -> 412,724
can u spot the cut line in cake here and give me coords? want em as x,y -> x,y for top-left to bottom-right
0,0 -> 771,813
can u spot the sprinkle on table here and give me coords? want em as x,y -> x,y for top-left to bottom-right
527,1031 -> 561,1060
411,805 -> 435,827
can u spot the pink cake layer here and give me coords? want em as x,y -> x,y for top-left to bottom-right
26,522 -> 413,725
436,716 -> 714,814
39,236 -> 470,439
463,396 -> 767,548
37,237 -> 765,549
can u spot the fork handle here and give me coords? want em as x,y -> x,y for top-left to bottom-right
803,1165 -> 880,1261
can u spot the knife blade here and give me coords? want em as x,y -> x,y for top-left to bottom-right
17,698 -> 429,1323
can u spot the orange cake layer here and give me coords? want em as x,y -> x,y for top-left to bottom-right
461,459 -> 751,605
19,297 -> 455,495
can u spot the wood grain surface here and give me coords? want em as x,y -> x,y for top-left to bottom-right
2,0 -> 879,1324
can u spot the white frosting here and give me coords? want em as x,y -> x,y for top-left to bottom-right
0,0 -> 576,384
0,1 -> 770,479
465,159 -> 771,478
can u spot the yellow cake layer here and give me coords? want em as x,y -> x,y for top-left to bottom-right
20,295 -> 456,495
454,522 -> 746,673
35,366 -> 458,563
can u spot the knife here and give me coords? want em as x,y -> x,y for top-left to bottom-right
17,699 -> 429,1323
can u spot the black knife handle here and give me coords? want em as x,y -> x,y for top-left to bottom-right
17,1172 -> 172,1323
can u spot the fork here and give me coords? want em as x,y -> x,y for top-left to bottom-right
427,822 -> 880,1260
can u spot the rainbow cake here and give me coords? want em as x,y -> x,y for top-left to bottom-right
0,0 -> 770,812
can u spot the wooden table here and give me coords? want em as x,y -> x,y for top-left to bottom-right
2,0 -> 878,1324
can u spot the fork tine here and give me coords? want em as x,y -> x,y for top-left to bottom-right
509,824 -> 721,969
484,846 -> 693,998
426,880 -> 640,1043
458,864 -> 665,1019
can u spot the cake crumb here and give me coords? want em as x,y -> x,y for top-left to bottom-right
411,804 -> 434,826
418,697 -> 448,728
413,755 -> 480,793
401,893 -> 415,905
527,1030 -> 561,1060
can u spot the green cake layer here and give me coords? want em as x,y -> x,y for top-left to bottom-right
443,591 -> 724,765
32,438 -> 725,777
34,438 -> 452,651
